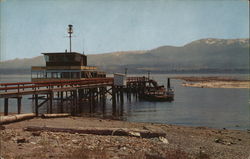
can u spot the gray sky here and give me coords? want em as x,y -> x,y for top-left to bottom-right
0,0 -> 249,61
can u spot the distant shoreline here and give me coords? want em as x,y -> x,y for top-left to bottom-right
0,68 -> 249,75
174,76 -> 250,89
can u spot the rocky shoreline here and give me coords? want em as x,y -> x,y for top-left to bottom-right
0,117 -> 250,159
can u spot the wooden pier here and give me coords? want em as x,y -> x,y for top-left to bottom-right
0,77 -> 164,117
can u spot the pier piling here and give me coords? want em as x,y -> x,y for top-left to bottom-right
4,98 -> 9,116
17,97 -> 22,114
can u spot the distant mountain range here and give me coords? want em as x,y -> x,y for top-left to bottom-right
0,38 -> 249,74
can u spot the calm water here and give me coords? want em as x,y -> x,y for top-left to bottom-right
0,74 -> 249,130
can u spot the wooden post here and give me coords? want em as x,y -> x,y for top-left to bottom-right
120,86 -> 124,104
88,89 -> 92,113
4,98 -> 9,116
17,97 -> 22,114
116,90 -> 120,102
112,86 -> 116,116
49,92 -> 53,114
127,84 -> 131,102
91,89 -> 95,113
70,91 -> 74,115
102,87 -> 106,114
60,91 -> 64,113
35,94 -> 38,116
78,89 -> 82,114
74,90 -> 77,114
95,88 -> 99,103
99,87 -> 101,101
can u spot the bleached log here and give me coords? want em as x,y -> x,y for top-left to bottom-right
41,113 -> 70,118
24,126 -> 166,138
0,113 -> 35,124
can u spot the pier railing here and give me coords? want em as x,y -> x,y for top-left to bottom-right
0,78 -> 113,98
126,77 -> 149,83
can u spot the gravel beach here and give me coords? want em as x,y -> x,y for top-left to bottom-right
0,117 -> 249,159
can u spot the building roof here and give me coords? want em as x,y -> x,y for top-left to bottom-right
42,52 -> 86,56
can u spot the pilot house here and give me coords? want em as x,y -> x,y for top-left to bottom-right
31,52 -> 106,82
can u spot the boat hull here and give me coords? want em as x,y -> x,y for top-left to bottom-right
143,94 -> 174,102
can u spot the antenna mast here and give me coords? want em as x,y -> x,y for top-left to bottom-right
67,24 -> 73,53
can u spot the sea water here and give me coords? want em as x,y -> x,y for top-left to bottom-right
0,73 -> 249,130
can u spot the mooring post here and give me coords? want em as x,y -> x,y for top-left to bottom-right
35,94 -> 38,116
4,98 -> 9,116
17,97 -> 22,114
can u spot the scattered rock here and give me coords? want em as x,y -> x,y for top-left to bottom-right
143,126 -> 149,130
72,140 -> 79,144
0,125 -> 5,130
17,138 -> 27,143
121,146 -> 126,150
196,126 -> 207,130
214,138 -> 223,143
214,138 -> 234,146
32,132 -> 41,136
129,131 -> 140,137
159,137 -> 169,144
226,142 -> 233,146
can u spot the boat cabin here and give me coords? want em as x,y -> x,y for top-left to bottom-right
31,52 -> 106,82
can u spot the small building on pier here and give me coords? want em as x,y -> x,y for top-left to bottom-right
31,52 -> 106,82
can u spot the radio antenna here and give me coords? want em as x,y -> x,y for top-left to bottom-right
82,38 -> 85,55
67,24 -> 73,53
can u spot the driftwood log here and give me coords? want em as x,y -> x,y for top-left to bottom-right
24,126 -> 166,138
41,113 -> 70,118
0,113 -> 35,125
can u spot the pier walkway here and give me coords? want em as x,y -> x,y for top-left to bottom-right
0,77 -> 152,116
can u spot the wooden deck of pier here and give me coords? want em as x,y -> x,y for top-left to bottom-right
0,77 -> 152,116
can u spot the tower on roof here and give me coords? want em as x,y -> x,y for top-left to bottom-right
68,24 -> 73,53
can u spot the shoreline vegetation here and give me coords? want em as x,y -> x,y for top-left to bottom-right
174,76 -> 250,89
0,116 -> 250,159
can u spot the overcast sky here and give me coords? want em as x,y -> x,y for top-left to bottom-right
0,0 -> 249,61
